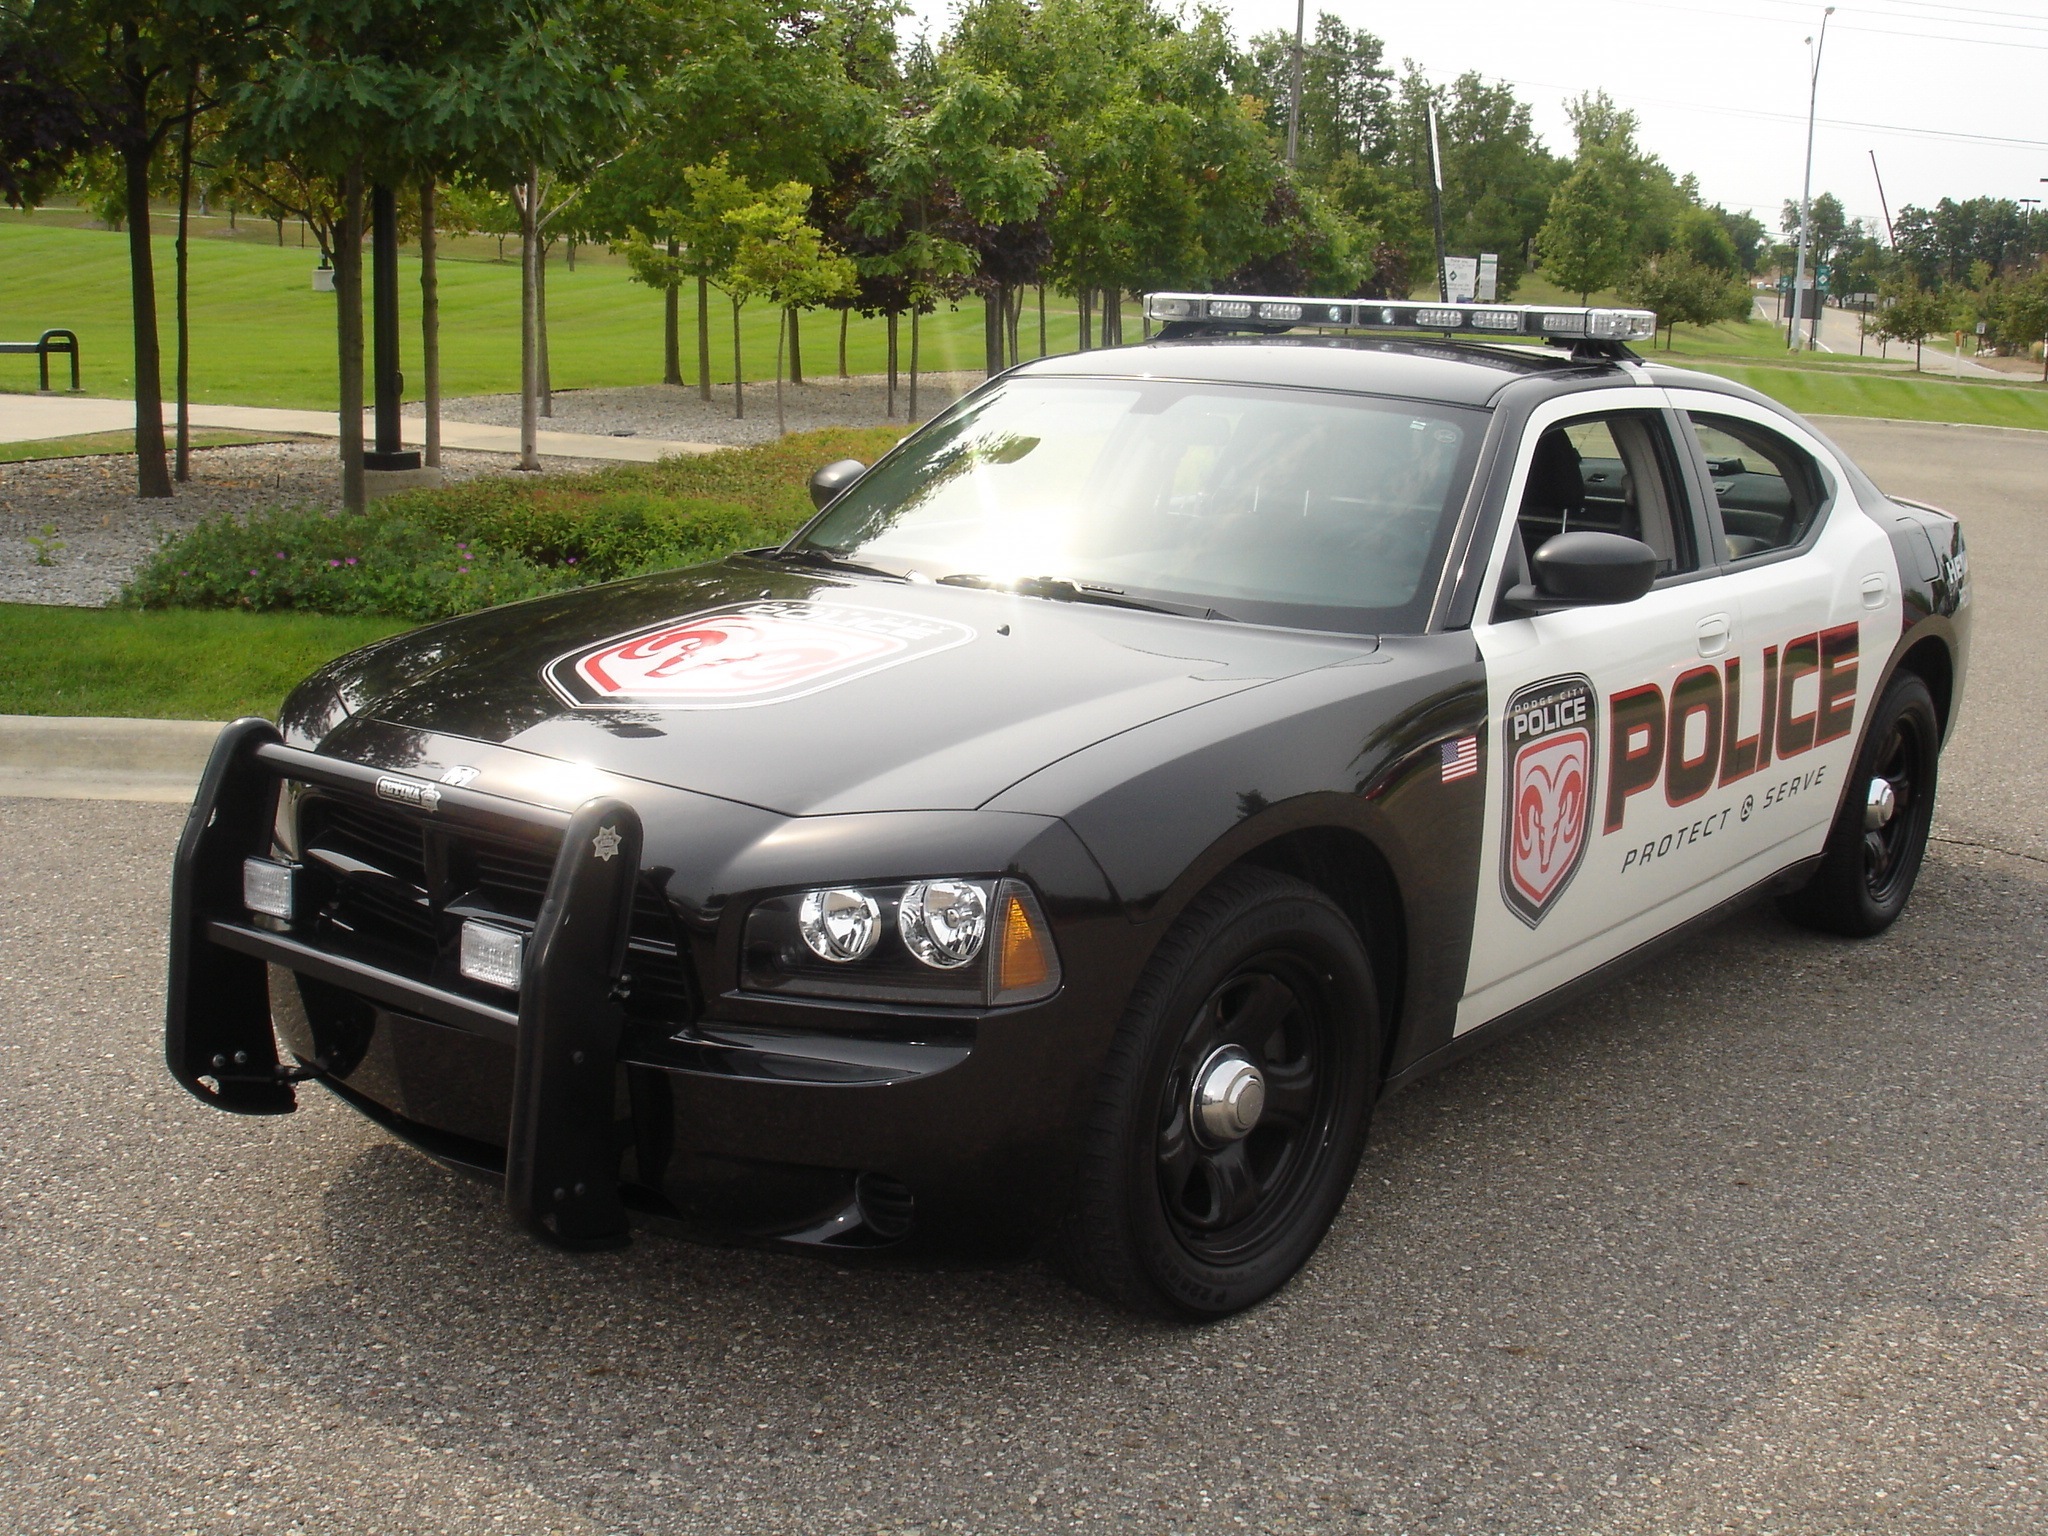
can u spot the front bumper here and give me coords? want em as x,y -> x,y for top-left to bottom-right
166,720 -> 1125,1249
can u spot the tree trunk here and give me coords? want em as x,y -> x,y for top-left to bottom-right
518,165 -> 540,471
1104,288 -> 1122,346
274,215 -> 283,246
121,133 -> 171,499
566,236 -> 575,271
1038,283 -> 1046,358
774,307 -> 787,437
173,78 -> 196,484
731,297 -> 744,419
336,164 -> 367,511
1078,288 -> 1092,352
886,311 -> 898,419
909,304 -> 921,423
697,274 -> 712,403
662,236 -> 682,386
788,306 -> 803,386
537,237 -> 552,417
983,286 -> 1003,376
420,181 -> 442,469
838,308 -> 849,378
1007,285 -> 1022,365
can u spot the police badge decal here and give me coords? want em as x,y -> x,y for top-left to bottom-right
1502,674 -> 1596,928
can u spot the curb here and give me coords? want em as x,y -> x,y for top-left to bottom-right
0,714 -> 223,803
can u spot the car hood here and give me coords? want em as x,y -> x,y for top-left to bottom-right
297,560 -> 1376,817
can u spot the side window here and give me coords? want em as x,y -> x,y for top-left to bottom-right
1512,411 -> 1698,581
1685,412 -> 1829,561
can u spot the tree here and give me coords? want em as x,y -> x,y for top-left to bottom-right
1780,190 -> 1847,271
1538,157 -> 1629,302
1671,205 -> 1738,272
1712,205 -> 1767,274
0,0 -> 237,498
655,154 -> 761,415
859,58 -> 1050,407
1868,281 -> 1954,371
1237,12 -> 1393,180
726,182 -> 855,434
1622,251 -> 1748,348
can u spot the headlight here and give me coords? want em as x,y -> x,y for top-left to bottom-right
798,888 -> 882,962
744,877 -> 1060,1006
898,880 -> 987,968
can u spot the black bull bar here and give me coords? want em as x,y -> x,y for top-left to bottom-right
166,717 -> 646,1247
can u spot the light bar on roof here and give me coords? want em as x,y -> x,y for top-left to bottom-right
1143,292 -> 1658,344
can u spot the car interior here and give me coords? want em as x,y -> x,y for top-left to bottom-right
1685,412 -> 1828,560
1500,412 -> 1696,600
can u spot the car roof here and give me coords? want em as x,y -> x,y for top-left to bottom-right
1012,333 -> 1607,408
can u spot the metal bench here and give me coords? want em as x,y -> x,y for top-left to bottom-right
0,329 -> 80,391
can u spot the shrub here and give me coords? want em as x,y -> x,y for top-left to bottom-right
124,425 -> 907,620
123,505 -> 575,621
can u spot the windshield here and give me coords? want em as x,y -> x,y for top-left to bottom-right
789,376 -> 1486,632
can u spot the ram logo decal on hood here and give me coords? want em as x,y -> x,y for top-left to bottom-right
546,600 -> 977,710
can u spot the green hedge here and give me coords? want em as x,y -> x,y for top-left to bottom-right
123,425 -> 906,622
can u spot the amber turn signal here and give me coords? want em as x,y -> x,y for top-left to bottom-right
993,884 -> 1059,1002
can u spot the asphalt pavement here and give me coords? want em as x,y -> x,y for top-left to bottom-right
2,416 -> 2046,1534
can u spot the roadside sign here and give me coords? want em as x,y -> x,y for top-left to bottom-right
1442,256 -> 1478,303
1476,253 -> 1499,303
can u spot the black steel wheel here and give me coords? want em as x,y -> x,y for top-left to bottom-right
1057,868 -> 1379,1319
1779,671 -> 1940,937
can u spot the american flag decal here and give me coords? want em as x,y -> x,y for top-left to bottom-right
1441,735 -> 1480,783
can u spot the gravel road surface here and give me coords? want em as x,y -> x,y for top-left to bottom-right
2,417 -> 2044,1534
0,443 -> 602,608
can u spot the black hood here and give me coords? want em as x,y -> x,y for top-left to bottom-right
296,559 -> 1375,817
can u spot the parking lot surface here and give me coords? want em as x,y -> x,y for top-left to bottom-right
2,415 -> 2045,1534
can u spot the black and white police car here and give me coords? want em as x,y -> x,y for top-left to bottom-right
168,293 -> 1970,1318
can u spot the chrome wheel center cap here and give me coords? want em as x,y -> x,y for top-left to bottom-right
1193,1050 -> 1266,1144
1865,777 -> 1898,830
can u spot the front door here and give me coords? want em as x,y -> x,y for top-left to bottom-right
1459,394 -> 1747,1032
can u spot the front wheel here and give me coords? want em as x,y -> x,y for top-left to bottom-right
1778,670 -> 1940,937
1057,869 -> 1380,1319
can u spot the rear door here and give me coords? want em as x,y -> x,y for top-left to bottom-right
1663,389 -> 1903,879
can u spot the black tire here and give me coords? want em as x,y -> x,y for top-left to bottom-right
1777,670 -> 1939,937
1057,868 -> 1380,1320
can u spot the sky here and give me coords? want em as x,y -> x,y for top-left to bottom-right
895,0 -> 2048,238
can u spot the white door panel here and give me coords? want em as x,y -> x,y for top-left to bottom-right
1456,390 -> 1902,1035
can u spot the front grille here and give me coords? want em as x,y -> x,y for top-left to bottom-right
293,788 -> 698,1027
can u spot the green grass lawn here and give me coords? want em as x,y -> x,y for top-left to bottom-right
1676,365 -> 2048,431
0,428 -> 287,463
0,604 -> 411,718
0,216 -> 1081,409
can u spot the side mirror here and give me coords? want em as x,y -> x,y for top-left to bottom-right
809,459 -> 867,511
1505,531 -> 1658,613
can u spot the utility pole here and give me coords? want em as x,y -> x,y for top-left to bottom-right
1426,96 -> 1449,304
1790,7 -> 1835,353
1285,0 -> 1305,167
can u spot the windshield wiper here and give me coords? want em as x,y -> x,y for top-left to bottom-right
764,546 -> 911,581
938,573 -> 1232,622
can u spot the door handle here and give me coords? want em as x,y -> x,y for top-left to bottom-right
1862,573 -> 1888,609
1696,613 -> 1732,658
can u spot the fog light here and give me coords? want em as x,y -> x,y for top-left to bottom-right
460,920 -> 524,990
242,857 -> 295,921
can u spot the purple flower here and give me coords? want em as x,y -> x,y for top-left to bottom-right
458,566 -> 470,575
327,559 -> 341,568
248,569 -> 259,577
275,551 -> 286,559
345,557 -> 358,566
567,556 -> 577,565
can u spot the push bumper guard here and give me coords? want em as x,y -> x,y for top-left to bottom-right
166,717 -> 645,1247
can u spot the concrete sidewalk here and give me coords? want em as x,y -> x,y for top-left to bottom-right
0,714 -> 219,803
0,395 -> 723,463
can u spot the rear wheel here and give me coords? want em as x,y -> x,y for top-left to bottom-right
1057,869 -> 1380,1319
1778,671 -> 1939,937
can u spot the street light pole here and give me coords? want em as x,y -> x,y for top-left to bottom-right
1790,6 -> 1835,353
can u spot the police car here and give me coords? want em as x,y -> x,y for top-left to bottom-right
167,293 -> 1970,1319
